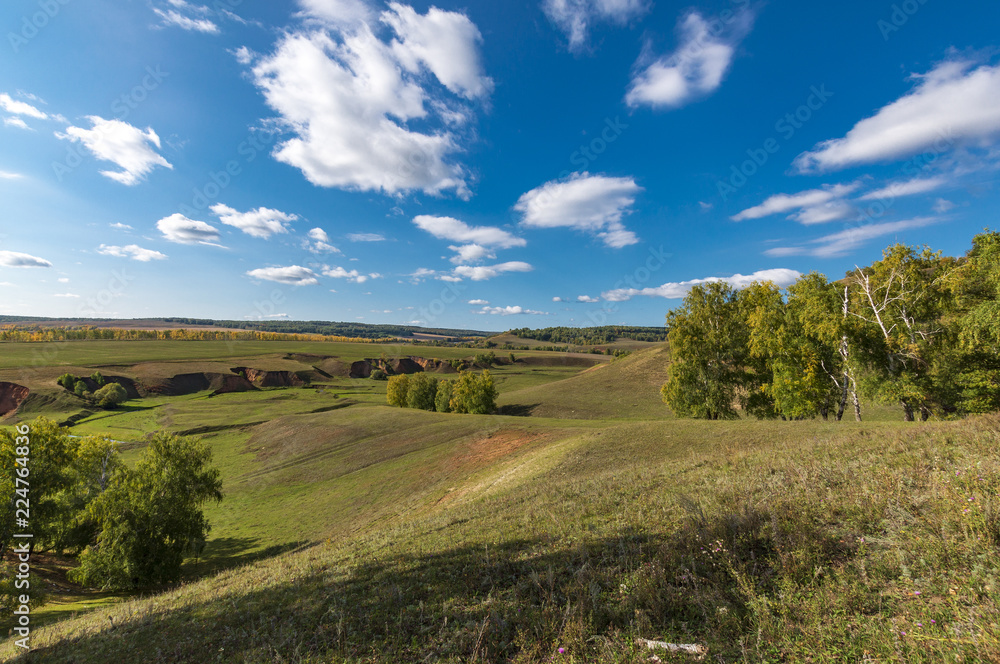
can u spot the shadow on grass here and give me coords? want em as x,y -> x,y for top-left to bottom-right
6,531 -> 744,663
496,403 -> 540,417
184,536 -> 312,579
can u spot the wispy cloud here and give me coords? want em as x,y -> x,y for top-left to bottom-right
347,232 -> 386,242
542,0 -> 649,52
476,304 -> 549,316
732,183 -> 861,225
795,60 -> 1000,172
858,176 -> 947,201
98,244 -> 167,262
764,217 -> 940,258
323,266 -> 380,283
603,268 -> 801,301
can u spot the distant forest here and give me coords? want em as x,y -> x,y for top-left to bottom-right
507,325 -> 668,345
0,317 -> 492,340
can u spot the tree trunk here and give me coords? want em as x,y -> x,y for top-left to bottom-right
901,400 -> 915,422
836,370 -> 848,421
920,404 -> 931,421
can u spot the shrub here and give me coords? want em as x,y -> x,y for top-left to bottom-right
93,383 -> 128,409
386,375 -> 410,407
90,371 -> 106,387
370,369 -> 388,381
57,373 -> 78,390
406,373 -> 438,411
73,380 -> 89,398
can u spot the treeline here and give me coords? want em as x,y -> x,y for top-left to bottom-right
0,419 -> 222,596
160,319 -> 493,339
0,327 -> 386,344
508,325 -> 668,345
663,230 -> 1000,421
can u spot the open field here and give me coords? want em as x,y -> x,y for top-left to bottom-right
2,340 -> 997,662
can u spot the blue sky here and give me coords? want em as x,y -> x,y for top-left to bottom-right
1,0 -> 999,329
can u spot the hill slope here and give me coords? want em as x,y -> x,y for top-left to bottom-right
9,411 -> 999,663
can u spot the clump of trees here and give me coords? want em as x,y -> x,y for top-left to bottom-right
386,370 -> 498,414
0,418 -> 222,595
662,231 -> 1000,421
55,372 -> 129,409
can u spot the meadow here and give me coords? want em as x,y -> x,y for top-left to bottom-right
1,338 -> 997,662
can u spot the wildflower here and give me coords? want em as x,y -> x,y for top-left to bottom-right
914,591 -> 921,595
558,648 -> 566,654
930,620 -> 936,624
916,623 -> 923,627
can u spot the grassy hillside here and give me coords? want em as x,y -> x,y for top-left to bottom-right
6,412 -> 999,662
498,345 -> 671,419
2,341 -> 998,662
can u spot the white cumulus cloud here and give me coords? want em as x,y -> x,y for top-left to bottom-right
156,214 -> 222,245
515,172 -> 641,247
413,215 -> 525,248
0,251 -> 52,268
795,60 -> 1000,172
0,93 -> 47,119
250,2 -> 491,198
626,8 -> 754,109
210,203 -> 298,239
247,265 -> 320,285
603,268 -> 801,301
323,265 -> 380,283
453,261 -> 533,281
56,116 -> 172,185
97,244 -> 168,262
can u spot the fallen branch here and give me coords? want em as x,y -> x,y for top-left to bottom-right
636,638 -> 707,660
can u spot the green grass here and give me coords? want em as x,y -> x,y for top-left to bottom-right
2,341 -> 998,662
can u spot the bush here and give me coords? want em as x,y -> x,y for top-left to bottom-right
57,373 -> 77,390
406,373 -> 438,411
90,371 -> 106,387
386,375 -> 410,407
435,380 -> 453,413
73,380 -> 89,398
450,370 -> 498,415
370,369 -> 388,381
93,382 -> 128,409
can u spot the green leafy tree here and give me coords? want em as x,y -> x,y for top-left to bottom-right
370,369 -> 388,381
56,373 -> 77,390
848,244 -> 949,420
0,418 -> 76,557
661,282 -> 750,419
73,379 -> 90,398
69,433 -> 223,590
386,374 -> 410,407
93,383 -> 128,409
406,372 -> 438,411
435,380 -> 454,413
450,370 -> 498,415
90,371 -> 106,387
48,436 -> 124,554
